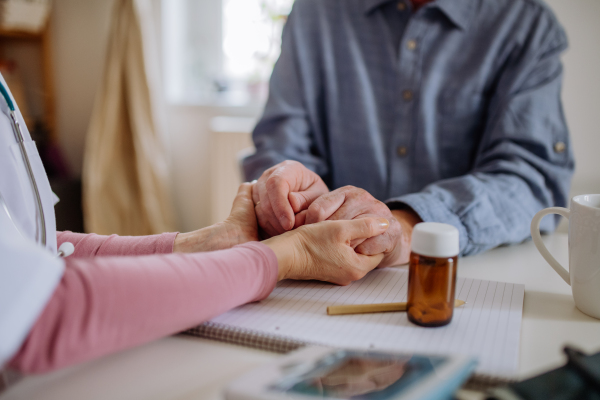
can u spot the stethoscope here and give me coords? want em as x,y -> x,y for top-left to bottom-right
0,81 -> 73,257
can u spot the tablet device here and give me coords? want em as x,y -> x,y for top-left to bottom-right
225,346 -> 476,400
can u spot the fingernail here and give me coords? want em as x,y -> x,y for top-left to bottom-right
250,180 -> 257,184
377,218 -> 390,229
279,216 -> 292,230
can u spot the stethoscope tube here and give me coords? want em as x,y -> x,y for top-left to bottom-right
9,112 -> 46,247
1,82 -> 47,247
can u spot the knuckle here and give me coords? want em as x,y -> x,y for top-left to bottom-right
294,191 -> 309,205
237,192 -> 251,204
358,189 -> 372,200
359,218 -> 374,234
262,166 -> 275,178
348,269 -> 364,282
308,202 -> 324,220
389,220 -> 402,236
266,173 -> 284,187
281,160 -> 298,168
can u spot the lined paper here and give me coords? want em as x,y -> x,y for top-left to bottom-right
211,268 -> 524,378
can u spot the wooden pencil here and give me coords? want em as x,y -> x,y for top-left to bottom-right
327,299 -> 466,316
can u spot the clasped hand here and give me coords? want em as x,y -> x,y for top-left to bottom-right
253,161 -> 421,268
175,181 -> 392,285
174,160 -> 419,284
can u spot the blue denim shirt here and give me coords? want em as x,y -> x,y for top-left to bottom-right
243,0 -> 574,256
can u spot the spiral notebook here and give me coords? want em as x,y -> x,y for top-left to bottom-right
185,267 -> 524,384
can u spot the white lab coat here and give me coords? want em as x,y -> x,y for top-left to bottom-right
0,73 -> 64,368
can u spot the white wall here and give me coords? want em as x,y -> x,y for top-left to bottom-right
49,0 -> 600,232
546,0 -> 600,196
167,104 -> 260,232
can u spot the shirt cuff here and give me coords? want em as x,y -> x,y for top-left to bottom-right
158,232 -> 179,254
386,192 -> 469,254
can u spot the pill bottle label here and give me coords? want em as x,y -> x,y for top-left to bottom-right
407,252 -> 458,327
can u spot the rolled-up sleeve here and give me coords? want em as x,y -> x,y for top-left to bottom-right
388,12 -> 574,256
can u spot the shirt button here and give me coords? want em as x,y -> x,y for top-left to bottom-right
554,141 -> 566,153
397,2 -> 406,11
402,90 -> 413,101
397,146 -> 408,157
406,39 -> 417,50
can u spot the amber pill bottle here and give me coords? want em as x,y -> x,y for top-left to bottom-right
407,222 -> 459,327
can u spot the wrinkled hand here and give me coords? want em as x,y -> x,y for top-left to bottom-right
174,183 -> 258,253
253,160 -> 329,237
263,218 -> 390,285
304,186 -> 421,267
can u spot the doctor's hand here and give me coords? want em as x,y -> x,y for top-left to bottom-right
263,217 -> 389,286
174,183 -> 258,253
304,186 -> 422,268
253,160 -> 328,238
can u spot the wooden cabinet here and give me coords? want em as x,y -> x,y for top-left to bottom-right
0,25 -> 56,143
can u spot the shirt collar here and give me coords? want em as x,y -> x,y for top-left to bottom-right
432,0 -> 474,31
363,0 -> 475,31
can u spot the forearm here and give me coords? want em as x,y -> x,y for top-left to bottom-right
174,223 -> 236,253
9,243 -> 278,374
57,231 -> 177,257
173,223 -> 255,253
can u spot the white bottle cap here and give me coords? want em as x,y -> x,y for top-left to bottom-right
411,222 -> 459,258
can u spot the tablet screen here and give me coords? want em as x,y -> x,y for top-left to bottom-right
271,351 -> 447,399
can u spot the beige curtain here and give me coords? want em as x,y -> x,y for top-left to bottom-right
83,0 -> 174,235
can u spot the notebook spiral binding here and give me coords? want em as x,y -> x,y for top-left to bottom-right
185,321 -> 309,354
184,322 -> 518,391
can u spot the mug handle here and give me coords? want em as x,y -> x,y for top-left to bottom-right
530,207 -> 571,285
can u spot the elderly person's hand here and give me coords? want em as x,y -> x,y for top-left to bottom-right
253,160 -> 329,237
264,217 -> 390,285
175,181 -> 390,285
303,186 -> 422,267
174,183 -> 259,252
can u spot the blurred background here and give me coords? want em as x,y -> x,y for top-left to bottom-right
3,0 -> 599,235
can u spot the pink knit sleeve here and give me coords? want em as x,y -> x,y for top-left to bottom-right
9,242 -> 278,374
56,231 -> 178,257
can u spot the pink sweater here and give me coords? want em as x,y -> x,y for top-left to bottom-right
9,232 -> 278,374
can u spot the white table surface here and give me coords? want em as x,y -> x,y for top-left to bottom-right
3,233 -> 600,400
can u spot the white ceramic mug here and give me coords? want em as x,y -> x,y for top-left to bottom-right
530,194 -> 600,319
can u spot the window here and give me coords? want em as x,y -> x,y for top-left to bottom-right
162,0 -> 294,106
